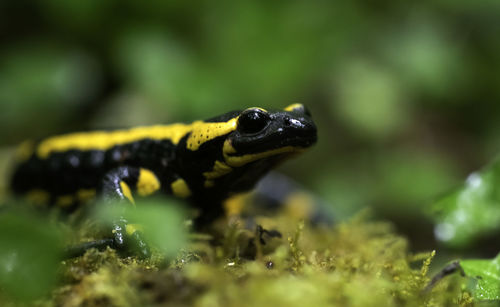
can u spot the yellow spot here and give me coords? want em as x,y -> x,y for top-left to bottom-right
15,140 -> 35,162
284,103 -> 304,112
120,181 -> 135,204
126,223 -> 144,236
204,180 -> 215,188
186,118 -> 238,151
26,189 -> 50,205
137,168 -> 160,196
224,193 -> 250,216
56,195 -> 74,208
203,160 -> 232,179
223,139 -> 301,167
284,192 -> 314,220
36,123 -> 195,158
77,189 -> 96,202
171,178 -> 191,198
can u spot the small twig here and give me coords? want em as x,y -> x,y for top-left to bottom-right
423,261 -> 465,293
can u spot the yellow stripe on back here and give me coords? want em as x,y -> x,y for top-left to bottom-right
36,117 -> 239,158
185,118 -> 238,151
36,124 -> 194,159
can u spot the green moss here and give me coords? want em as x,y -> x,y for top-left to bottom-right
10,211 -> 469,307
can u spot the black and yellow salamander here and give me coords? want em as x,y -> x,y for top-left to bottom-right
10,104 -> 317,257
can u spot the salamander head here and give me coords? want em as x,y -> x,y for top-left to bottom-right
178,104 -> 317,200
222,104 -> 317,168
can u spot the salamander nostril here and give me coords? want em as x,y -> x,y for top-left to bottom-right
284,116 -> 306,129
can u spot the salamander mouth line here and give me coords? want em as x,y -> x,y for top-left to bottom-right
230,133 -> 316,155
223,146 -> 307,168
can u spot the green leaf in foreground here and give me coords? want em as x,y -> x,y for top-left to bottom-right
461,253 -> 500,301
430,158 -> 500,247
95,197 -> 188,257
0,209 -> 64,301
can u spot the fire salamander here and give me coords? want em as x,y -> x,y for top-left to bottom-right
10,104 -> 317,257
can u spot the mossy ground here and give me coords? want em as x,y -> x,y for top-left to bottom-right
13,212 -> 472,307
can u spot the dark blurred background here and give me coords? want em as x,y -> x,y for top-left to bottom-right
2,0 -> 500,251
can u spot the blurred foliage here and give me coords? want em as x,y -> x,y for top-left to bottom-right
431,158 -> 500,248
95,197 -> 188,258
0,213 -> 471,306
3,1 -> 500,304
461,253 -> 500,301
1,0 -> 500,279
0,208 -> 64,301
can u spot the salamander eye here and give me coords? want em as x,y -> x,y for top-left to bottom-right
238,109 -> 270,134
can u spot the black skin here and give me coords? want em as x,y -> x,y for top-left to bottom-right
11,106 -> 317,257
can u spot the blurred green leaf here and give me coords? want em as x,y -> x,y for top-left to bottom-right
313,161 -> 375,220
0,43 -> 101,141
430,158 -> 500,247
0,209 -> 64,301
461,253 -> 500,301
331,58 -> 410,139
96,198 -> 188,257
381,14 -> 463,99
375,150 -> 458,205
113,27 -> 194,116
40,0 -> 115,30
197,1 -> 344,111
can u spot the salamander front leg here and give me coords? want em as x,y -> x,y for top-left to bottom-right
99,166 -> 161,258
110,217 -> 150,258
